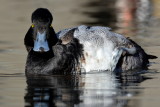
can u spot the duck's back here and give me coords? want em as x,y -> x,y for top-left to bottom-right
57,25 -> 131,72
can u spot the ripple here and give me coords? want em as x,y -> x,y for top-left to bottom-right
0,73 -> 25,77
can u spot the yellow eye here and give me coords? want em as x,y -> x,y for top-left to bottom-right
50,25 -> 52,27
31,24 -> 34,28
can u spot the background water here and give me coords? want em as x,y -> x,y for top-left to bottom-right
0,0 -> 160,107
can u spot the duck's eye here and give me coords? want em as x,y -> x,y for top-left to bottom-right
31,24 -> 34,28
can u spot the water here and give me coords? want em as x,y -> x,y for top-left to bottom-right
0,0 -> 160,107
24,72 -> 149,107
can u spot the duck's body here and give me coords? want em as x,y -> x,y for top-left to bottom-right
57,25 -> 155,72
24,8 -> 157,75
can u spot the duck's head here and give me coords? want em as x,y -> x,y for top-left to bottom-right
29,8 -> 57,53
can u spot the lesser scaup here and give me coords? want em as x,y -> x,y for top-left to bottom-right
24,8 -> 157,75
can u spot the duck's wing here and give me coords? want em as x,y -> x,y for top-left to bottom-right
57,27 -> 77,45
73,25 -> 143,71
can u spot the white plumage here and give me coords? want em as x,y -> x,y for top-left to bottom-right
57,25 -> 132,72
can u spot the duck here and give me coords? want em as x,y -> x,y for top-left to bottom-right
24,8 -> 157,75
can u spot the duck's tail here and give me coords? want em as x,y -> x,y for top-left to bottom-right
127,37 -> 158,60
147,54 -> 158,59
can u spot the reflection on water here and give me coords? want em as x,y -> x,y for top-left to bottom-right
80,0 -> 153,36
25,75 -> 81,107
24,71 -> 151,107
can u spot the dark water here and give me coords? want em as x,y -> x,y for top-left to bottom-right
0,0 -> 160,107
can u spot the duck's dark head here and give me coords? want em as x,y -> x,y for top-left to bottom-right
25,8 -> 58,53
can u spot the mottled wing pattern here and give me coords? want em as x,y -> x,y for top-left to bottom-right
56,27 -> 76,38
58,28 -> 75,45
56,25 -> 150,72
73,25 -> 131,72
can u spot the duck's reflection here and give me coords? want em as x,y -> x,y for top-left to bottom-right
25,75 -> 82,107
24,71 -> 150,107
